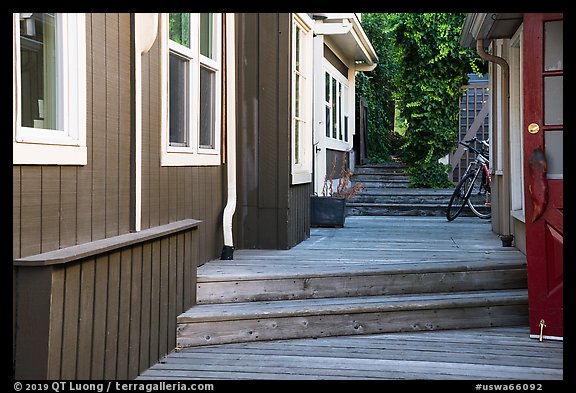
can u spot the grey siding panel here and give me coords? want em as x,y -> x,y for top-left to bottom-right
41,167 -> 60,252
91,12 -> 107,242
118,13 -> 132,234
288,183 -> 311,248
235,12 -> 260,249
60,168 -> 78,249
105,13 -> 120,238
235,13 -> 309,250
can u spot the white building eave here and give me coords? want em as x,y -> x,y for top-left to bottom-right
312,13 -> 378,71
460,13 -> 523,48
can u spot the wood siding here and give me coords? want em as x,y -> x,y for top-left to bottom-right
13,13 -> 225,380
235,13 -> 310,250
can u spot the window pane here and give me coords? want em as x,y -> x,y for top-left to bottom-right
295,26 -> 301,71
200,13 -> 213,59
169,13 -> 190,48
169,53 -> 188,146
199,65 -> 215,149
544,20 -> 563,71
325,72 -> 330,103
338,83 -> 342,140
332,78 -> 337,138
294,120 -> 300,164
544,76 -> 563,125
545,130 -> 563,178
325,106 -> 330,137
20,13 -> 58,130
295,73 -> 300,117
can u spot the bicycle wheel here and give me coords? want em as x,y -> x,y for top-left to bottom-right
466,172 -> 492,219
446,172 -> 475,221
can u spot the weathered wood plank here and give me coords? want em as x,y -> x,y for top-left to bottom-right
158,237 -> 170,357
129,245 -> 143,378
116,248 -> 132,379
104,251 -> 121,379
139,242 -> 152,373
149,240 -> 161,363
46,268 -> 65,379
14,219 -> 200,266
197,268 -> 527,303
91,255 -> 109,379
140,327 -> 562,380
76,259 -> 96,379
60,263 -> 81,379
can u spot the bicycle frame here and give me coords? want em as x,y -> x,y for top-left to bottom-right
446,137 -> 492,221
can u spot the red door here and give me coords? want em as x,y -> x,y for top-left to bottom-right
523,13 -> 563,339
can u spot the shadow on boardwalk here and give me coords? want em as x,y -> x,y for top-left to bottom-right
137,216 -> 563,380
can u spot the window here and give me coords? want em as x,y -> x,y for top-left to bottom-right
161,13 -> 222,166
324,64 -> 349,144
291,13 -> 313,184
13,13 -> 87,165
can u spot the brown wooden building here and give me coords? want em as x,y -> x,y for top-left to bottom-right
12,12 -> 376,379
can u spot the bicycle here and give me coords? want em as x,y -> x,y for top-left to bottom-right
446,137 -> 492,221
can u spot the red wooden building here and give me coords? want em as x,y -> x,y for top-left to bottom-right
460,13 -> 563,340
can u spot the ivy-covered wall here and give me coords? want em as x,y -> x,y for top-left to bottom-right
357,13 -> 485,188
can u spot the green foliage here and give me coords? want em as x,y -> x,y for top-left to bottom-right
355,14 -> 401,163
357,13 -> 486,187
389,13 -> 484,187
407,161 -> 454,188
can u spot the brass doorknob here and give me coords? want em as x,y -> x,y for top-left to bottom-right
528,123 -> 540,134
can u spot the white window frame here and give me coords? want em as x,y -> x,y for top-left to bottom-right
291,13 -> 313,184
160,13 -> 222,166
13,13 -> 87,165
509,25 -> 525,222
323,60 -> 352,152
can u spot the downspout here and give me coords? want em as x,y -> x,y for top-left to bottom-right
134,13 -> 159,232
476,38 -> 512,241
221,13 -> 237,260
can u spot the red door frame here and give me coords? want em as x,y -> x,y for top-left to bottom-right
522,12 -> 563,339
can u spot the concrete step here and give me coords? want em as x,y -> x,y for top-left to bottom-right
353,174 -> 412,182
346,203 -> 490,217
176,289 -> 528,347
355,180 -> 412,188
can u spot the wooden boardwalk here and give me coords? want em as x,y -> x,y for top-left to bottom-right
137,216 -> 563,380
137,326 -> 562,380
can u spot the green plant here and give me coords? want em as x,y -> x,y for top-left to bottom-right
356,13 -> 486,187
356,14 -> 402,163
407,161 -> 453,188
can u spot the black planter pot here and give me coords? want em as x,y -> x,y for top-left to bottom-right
310,195 -> 346,228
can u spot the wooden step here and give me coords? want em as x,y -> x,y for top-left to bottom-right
197,259 -> 527,304
176,289 -> 528,348
346,203 -> 490,217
